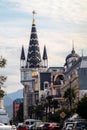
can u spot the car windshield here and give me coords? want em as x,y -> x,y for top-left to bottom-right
25,121 -> 34,125
76,122 -> 87,128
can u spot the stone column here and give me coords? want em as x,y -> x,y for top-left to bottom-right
0,97 -> 4,109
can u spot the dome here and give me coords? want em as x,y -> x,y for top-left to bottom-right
66,48 -> 80,61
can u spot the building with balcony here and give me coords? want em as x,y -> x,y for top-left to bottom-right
62,47 -> 87,101
20,11 -> 48,119
20,11 -> 87,120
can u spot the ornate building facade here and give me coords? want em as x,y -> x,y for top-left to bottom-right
63,47 -> 87,100
20,11 -> 87,120
20,11 -> 48,119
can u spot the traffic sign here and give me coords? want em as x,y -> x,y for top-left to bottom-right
60,112 -> 66,118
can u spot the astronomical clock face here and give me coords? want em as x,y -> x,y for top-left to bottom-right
21,71 -> 32,81
25,71 -> 32,80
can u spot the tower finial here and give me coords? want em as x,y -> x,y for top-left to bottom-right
72,40 -> 74,50
32,10 -> 36,24
82,49 -> 83,57
71,40 -> 75,54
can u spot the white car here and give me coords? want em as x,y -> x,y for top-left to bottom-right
24,119 -> 42,129
62,121 -> 74,130
0,124 -> 14,130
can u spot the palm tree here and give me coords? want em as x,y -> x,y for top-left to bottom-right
52,100 -> 59,113
35,103 -> 44,120
46,95 -> 53,121
28,105 -> 35,119
63,87 -> 75,110
44,101 -> 49,122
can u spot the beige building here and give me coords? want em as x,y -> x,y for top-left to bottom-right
20,11 -> 87,120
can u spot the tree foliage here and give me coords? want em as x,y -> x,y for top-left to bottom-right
76,94 -> 87,119
0,57 -> 6,68
63,87 -> 75,108
28,105 -> 35,119
0,56 -> 7,97
0,76 -> 7,86
0,89 -> 5,97
52,100 -> 59,113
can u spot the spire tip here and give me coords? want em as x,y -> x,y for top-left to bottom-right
32,10 -> 36,24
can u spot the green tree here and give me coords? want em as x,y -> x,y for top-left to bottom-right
34,103 -> 44,120
52,100 -> 59,113
0,56 -> 7,97
28,105 -> 35,119
76,94 -> 87,119
44,101 -> 49,122
46,95 -> 53,121
63,88 -> 75,109
0,89 -> 5,97
46,95 -> 53,112
0,56 -> 6,68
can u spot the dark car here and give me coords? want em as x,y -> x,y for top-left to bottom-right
17,125 -> 28,130
73,121 -> 87,130
51,123 -> 61,130
42,123 -> 51,130
42,122 -> 61,130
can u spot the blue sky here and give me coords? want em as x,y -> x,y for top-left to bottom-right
0,0 -> 87,93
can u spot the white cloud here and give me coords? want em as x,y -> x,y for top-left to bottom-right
0,0 -> 87,93
7,0 -> 87,24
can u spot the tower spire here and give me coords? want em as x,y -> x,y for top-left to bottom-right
32,10 -> 36,25
43,45 -> 48,68
20,45 -> 25,68
72,40 -> 75,54
20,46 -> 25,60
27,11 -> 41,68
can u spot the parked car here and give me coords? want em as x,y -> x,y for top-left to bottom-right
24,119 -> 42,130
51,123 -> 61,130
17,125 -> 28,130
12,125 -> 17,130
0,124 -> 15,130
62,121 -> 75,130
42,122 -> 61,130
73,121 -> 87,130
31,121 -> 43,130
62,120 -> 87,130
36,122 -> 45,130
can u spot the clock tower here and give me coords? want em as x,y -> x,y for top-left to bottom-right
20,11 -> 46,119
